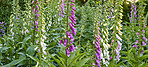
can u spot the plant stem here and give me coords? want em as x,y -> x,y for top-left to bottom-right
66,0 -> 69,67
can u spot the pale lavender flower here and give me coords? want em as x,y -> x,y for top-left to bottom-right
142,37 -> 147,42
142,41 -> 146,46
142,29 -> 145,33
136,32 -> 140,36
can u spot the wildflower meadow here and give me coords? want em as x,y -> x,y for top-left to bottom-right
0,0 -> 148,67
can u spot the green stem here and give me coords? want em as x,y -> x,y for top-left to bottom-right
66,0 -> 69,67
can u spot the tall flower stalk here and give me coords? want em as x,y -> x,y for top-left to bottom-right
32,0 -> 40,45
59,0 -> 76,58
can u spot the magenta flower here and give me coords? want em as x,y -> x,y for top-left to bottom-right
63,39 -> 67,47
33,9 -> 35,14
36,14 -> 39,17
136,32 -> 140,36
69,44 -> 75,52
71,0 -> 75,2
32,1 -> 34,4
133,44 -> 137,47
66,48 -> 70,57
35,21 -> 38,25
36,5 -> 39,9
72,7 -> 76,10
59,40 -> 63,44
109,56 -> 112,60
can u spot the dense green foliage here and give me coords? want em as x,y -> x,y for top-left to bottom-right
0,0 -> 148,67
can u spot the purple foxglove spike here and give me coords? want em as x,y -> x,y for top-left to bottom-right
140,50 -> 144,54
110,56 -> 112,60
69,23 -> 76,31
59,14 -> 64,17
137,46 -> 139,48
67,31 -> 70,37
136,32 -> 140,36
63,39 -> 67,47
69,42 -> 72,44
62,0 -> 65,2
36,26 -> 38,28
72,7 -> 76,10
142,29 -> 145,33
71,10 -> 75,15
70,23 -> 75,27
91,57 -> 93,60
72,29 -> 76,35
33,8 -> 35,14
32,1 -> 34,4
36,29 -> 39,32
93,41 -> 95,44
144,25 -> 146,28
71,0 -> 75,2
69,44 -> 75,52
36,14 -> 39,17
142,37 -> 147,42
67,48 -> 70,57
69,16 -> 76,24
132,44 -> 136,47
111,50 -> 113,54
36,5 -> 39,9
35,16 -> 38,19
70,3 -> 72,6
37,2 -> 39,5
36,10 -> 39,12
142,41 -> 146,46
59,40 -> 63,44
35,21 -> 38,25
71,15 -> 76,21
95,44 -> 98,48
135,40 -> 139,44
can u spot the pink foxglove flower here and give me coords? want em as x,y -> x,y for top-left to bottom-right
66,48 -> 70,57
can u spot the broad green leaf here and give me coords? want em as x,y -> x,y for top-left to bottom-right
68,53 -> 85,67
121,57 -> 128,60
56,55 -> 66,67
120,51 -> 128,55
76,57 -> 90,67
138,55 -> 148,61
2,57 -> 25,67
26,45 -> 35,56
26,54 -> 39,62
58,52 -> 67,60
48,54 -> 63,67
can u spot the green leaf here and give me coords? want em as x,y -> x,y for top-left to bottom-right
48,54 -> 63,67
2,57 -> 25,67
120,51 -> 128,55
138,55 -> 148,61
76,57 -> 90,67
121,57 -> 128,60
26,45 -> 35,56
26,54 -> 39,62
56,55 -> 66,67
58,52 -> 67,60
144,50 -> 148,53
68,53 -> 85,67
